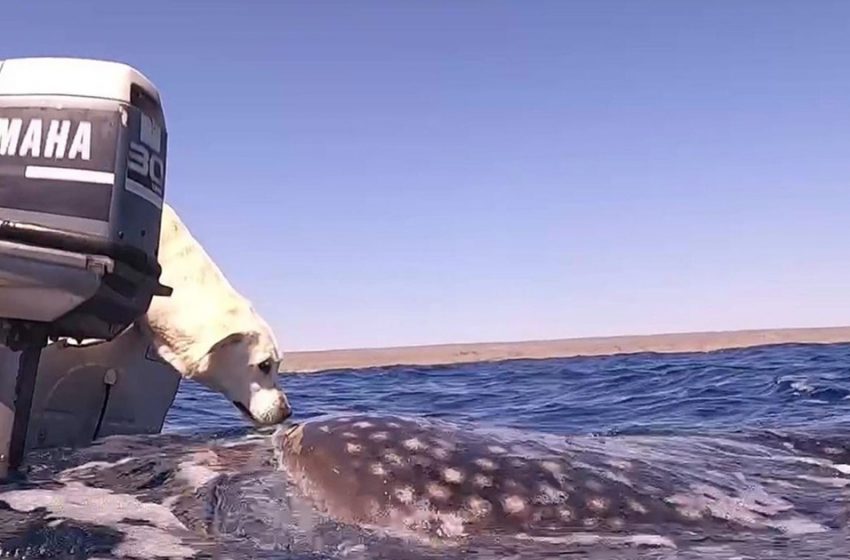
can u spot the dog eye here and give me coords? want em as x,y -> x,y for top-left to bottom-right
258,358 -> 274,374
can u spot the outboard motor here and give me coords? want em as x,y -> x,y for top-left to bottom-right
0,57 -> 171,475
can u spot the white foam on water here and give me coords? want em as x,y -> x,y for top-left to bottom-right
796,456 -> 832,467
0,481 -> 197,559
112,525 -> 196,559
797,474 -> 850,488
219,434 -> 266,447
664,482 -> 828,535
171,449 -> 231,490
765,478 -> 800,490
161,495 -> 181,509
790,455 -> 850,479
514,531 -> 677,549
176,460 -> 221,490
770,517 -> 830,536
57,457 -> 135,480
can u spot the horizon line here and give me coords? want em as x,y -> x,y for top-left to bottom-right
284,323 -> 850,355
280,324 -> 850,374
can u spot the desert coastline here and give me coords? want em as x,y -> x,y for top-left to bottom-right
281,326 -> 850,374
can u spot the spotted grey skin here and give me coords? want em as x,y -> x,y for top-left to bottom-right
274,415 -> 731,540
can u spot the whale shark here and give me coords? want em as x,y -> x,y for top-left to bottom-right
273,414 -> 830,547
0,414 -> 840,559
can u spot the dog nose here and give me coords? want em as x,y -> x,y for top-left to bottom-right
279,399 -> 293,421
249,389 -> 293,425
272,389 -> 293,423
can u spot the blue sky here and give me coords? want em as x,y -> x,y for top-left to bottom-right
4,2 -> 849,350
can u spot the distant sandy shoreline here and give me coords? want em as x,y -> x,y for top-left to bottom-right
280,326 -> 850,374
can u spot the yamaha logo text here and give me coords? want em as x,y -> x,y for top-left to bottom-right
0,118 -> 92,161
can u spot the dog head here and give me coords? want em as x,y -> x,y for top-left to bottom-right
195,331 -> 292,425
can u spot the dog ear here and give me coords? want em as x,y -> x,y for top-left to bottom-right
206,331 -> 259,355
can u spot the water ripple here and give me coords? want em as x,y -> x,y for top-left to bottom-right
170,342 -> 845,439
97,341 -> 850,558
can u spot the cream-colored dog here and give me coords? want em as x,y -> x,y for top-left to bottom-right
138,203 -> 291,425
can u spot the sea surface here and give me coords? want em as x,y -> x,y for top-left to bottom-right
1,342 -> 850,558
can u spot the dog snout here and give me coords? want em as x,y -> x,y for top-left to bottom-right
249,388 -> 292,425
279,395 -> 293,421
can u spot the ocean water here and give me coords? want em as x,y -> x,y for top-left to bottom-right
2,342 -> 850,559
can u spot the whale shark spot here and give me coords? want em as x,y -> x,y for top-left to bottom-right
412,455 -> 435,470
363,498 -> 381,518
465,496 -> 492,517
539,460 -> 563,475
678,507 -> 705,520
585,479 -> 606,493
342,431 -> 357,439
394,486 -> 416,504
403,438 -> 426,451
608,517 -> 626,530
346,443 -> 362,454
369,431 -> 389,442
530,509 -> 547,524
431,438 -> 455,449
558,507 -> 574,521
627,499 -> 648,514
385,451 -> 405,465
487,445 -> 508,454
434,512 -> 467,538
473,474 -> 494,488
587,496 -> 609,513
502,478 -> 526,492
534,483 -> 568,505
501,494 -> 527,515
352,421 -> 375,429
427,482 -> 451,501
318,425 -> 330,433
606,459 -> 634,471
582,517 -> 600,528
474,458 -> 497,471
429,447 -> 451,460
442,468 -> 465,484
387,422 -> 401,428
370,463 -> 388,476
